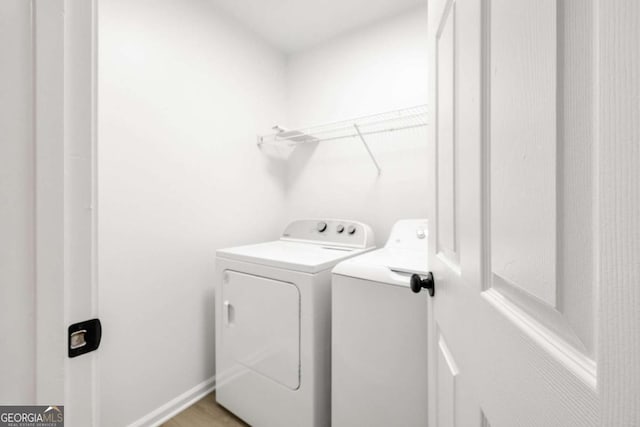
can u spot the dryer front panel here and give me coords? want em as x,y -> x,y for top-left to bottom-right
221,270 -> 301,390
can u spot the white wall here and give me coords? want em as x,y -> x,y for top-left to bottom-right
98,1 -> 287,425
0,0 -> 35,404
284,6 -> 429,246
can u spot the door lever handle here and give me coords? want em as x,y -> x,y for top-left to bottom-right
410,272 -> 435,297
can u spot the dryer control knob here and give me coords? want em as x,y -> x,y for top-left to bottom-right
317,222 -> 328,232
347,225 -> 357,235
336,224 -> 345,233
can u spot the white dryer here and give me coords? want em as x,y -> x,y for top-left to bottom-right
331,219 -> 430,427
215,219 -> 375,427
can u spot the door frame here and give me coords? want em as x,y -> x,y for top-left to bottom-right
32,0 -> 99,425
62,0 -> 100,425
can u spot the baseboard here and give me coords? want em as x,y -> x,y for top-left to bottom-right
128,377 -> 216,427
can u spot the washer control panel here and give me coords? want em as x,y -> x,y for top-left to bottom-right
384,219 -> 428,251
281,219 -> 374,249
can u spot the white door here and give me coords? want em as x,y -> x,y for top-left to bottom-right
426,0 -> 599,426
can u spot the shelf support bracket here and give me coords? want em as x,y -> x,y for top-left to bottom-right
353,124 -> 382,175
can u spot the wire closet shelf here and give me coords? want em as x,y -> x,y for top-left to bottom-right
257,104 -> 427,146
256,104 -> 427,175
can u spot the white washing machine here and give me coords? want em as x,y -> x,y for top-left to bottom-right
331,219 -> 431,427
215,219 -> 375,427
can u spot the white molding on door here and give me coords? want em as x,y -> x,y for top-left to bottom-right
482,288 -> 597,390
480,0 -> 599,392
434,0 -> 461,273
436,331 -> 459,427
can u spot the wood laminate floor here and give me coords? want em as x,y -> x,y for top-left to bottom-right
161,393 -> 248,427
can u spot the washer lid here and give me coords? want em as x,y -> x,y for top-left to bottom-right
332,219 -> 429,287
332,247 -> 428,288
217,240 -> 371,273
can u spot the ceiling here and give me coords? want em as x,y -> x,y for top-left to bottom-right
209,0 -> 427,53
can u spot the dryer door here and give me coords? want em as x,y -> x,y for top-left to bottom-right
221,270 -> 300,390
